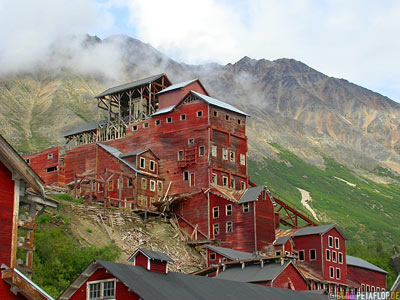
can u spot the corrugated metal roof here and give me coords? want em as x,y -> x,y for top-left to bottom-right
205,245 -> 257,261
238,186 -> 265,204
151,105 -> 175,116
157,79 -> 197,94
95,74 -> 166,98
346,255 -> 388,274
97,143 -> 139,173
293,225 -> 335,237
191,91 -> 249,116
92,260 -> 326,300
215,261 -> 290,282
273,236 -> 291,246
137,248 -> 173,262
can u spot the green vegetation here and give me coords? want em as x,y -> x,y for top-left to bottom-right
248,143 -> 400,247
32,213 -> 120,298
50,193 -> 84,204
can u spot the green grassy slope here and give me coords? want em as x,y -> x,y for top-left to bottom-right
248,143 -> 400,247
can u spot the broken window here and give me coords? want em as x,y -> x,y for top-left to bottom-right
141,178 -> 147,190
48,153 -> 53,159
329,267 -> 334,278
335,237 -> 340,249
213,110 -> 218,117
225,114 -> 230,121
226,204 -> 232,216
222,176 -> 228,187
226,221 -> 233,233
155,119 -> 161,126
328,236 -> 333,248
127,178 -> 133,188
46,166 -> 57,173
26,158 -> 30,164
211,173 -> 217,184
230,151 -> 235,162
237,119 -> 242,125
230,178 -> 235,189
188,138 -> 194,145
157,180 -> 163,193
199,146 -> 205,157
132,125 -> 138,132
143,122 -> 149,128
241,181 -> 246,190
338,252 -> 343,264
222,149 -> 228,160
242,202 -> 249,213
213,223 -> 219,235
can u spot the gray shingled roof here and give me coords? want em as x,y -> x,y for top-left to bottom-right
238,186 -> 265,204
191,91 -> 249,116
347,255 -> 388,274
95,74 -> 166,98
135,249 -> 173,262
157,79 -> 197,94
216,261 -> 291,282
274,236 -> 291,246
205,245 -> 258,261
293,224 -> 336,237
91,260 -> 326,300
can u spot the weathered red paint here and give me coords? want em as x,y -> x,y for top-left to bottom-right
23,147 -> 60,185
347,265 -> 386,291
69,268 -> 140,300
272,263 -> 308,290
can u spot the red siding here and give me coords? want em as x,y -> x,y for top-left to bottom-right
347,265 -> 386,290
149,260 -> 167,274
292,235 -> 323,274
158,81 -> 207,109
321,228 -> 347,284
69,268 -> 140,300
134,252 -> 149,270
255,193 -> 275,250
273,263 -> 308,290
206,248 -> 233,267
64,143 -> 97,185
0,280 -> 26,299
23,147 -> 60,185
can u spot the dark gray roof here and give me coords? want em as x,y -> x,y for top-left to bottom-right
274,236 -> 291,246
95,74 -> 166,98
136,248 -> 173,262
346,255 -> 388,274
205,245 -> 258,261
151,105 -> 175,116
63,121 -> 100,137
157,79 -> 197,94
191,91 -> 249,116
293,224 -> 336,237
216,261 -> 290,282
97,143 -> 140,173
92,260 -> 326,300
238,186 -> 265,204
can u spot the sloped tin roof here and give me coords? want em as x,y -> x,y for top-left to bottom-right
205,245 -> 257,261
157,79 -> 198,94
346,255 -> 388,274
238,186 -> 265,204
137,248 -> 173,262
191,91 -> 249,116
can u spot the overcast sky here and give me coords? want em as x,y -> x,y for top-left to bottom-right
1,0 -> 399,101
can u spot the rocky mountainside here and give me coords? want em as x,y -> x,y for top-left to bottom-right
0,34 -> 399,246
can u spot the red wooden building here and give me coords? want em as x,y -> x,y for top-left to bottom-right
59,249 -> 325,300
0,134 -> 57,300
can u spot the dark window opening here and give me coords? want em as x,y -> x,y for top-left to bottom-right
180,114 -> 186,120
197,111 -> 203,117
183,171 -> 189,181
46,166 -> 57,173
155,120 -> 161,126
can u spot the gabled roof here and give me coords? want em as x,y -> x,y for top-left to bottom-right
239,186 -> 265,204
157,79 -> 198,94
97,143 -> 158,177
346,255 -> 388,274
0,134 -> 45,197
59,260 -> 327,300
95,74 -> 170,98
205,245 -> 258,261
63,120 -> 107,137
128,248 -> 173,263
151,90 -> 249,117
216,261 -> 291,282
273,236 -> 291,246
191,91 -> 249,116
120,149 -> 160,160
293,224 -> 347,239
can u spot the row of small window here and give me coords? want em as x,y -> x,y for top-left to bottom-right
329,267 -> 342,280
211,145 -> 246,165
211,174 -> 246,190
212,203 -> 250,219
177,145 -> 206,160
328,235 -> 340,249
213,221 -> 233,235
361,284 -> 384,293
105,178 -> 163,192
138,195 -> 158,207
132,111 -> 204,131
212,109 -> 243,125
139,157 -> 157,171
88,279 -> 115,299
297,249 -> 344,264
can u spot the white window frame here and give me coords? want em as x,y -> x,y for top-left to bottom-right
155,119 -> 161,126
328,236 -> 333,248
141,178 -> 147,190
177,150 -> 184,161
166,117 -> 172,123
211,145 -> 217,157
140,157 -> 145,169
143,122 -> 149,128
150,180 -> 156,191
309,249 -> 317,261
275,251 -> 281,257
226,204 -> 232,216
211,173 -> 217,184
222,149 -> 228,160
329,266 -> 334,279
209,253 -> 216,260
335,237 -> 339,249
336,268 -> 340,280
298,250 -> 305,261
213,207 -> 219,219
222,176 -> 228,187
188,138 -> 194,145
149,160 -> 156,172
225,114 -> 230,121
183,171 -> 189,181
213,223 -> 219,235
132,125 -> 138,132
326,249 -> 331,261
229,151 -> 235,162
242,203 -> 249,213
241,181 -> 246,190
240,154 -> 246,165
180,114 -> 186,120
361,284 -> 365,292
199,146 -> 205,157
338,252 -> 343,264
226,221 -> 233,233
87,278 -> 116,300
332,250 -> 337,263
48,153 -> 53,159
197,110 -> 203,117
